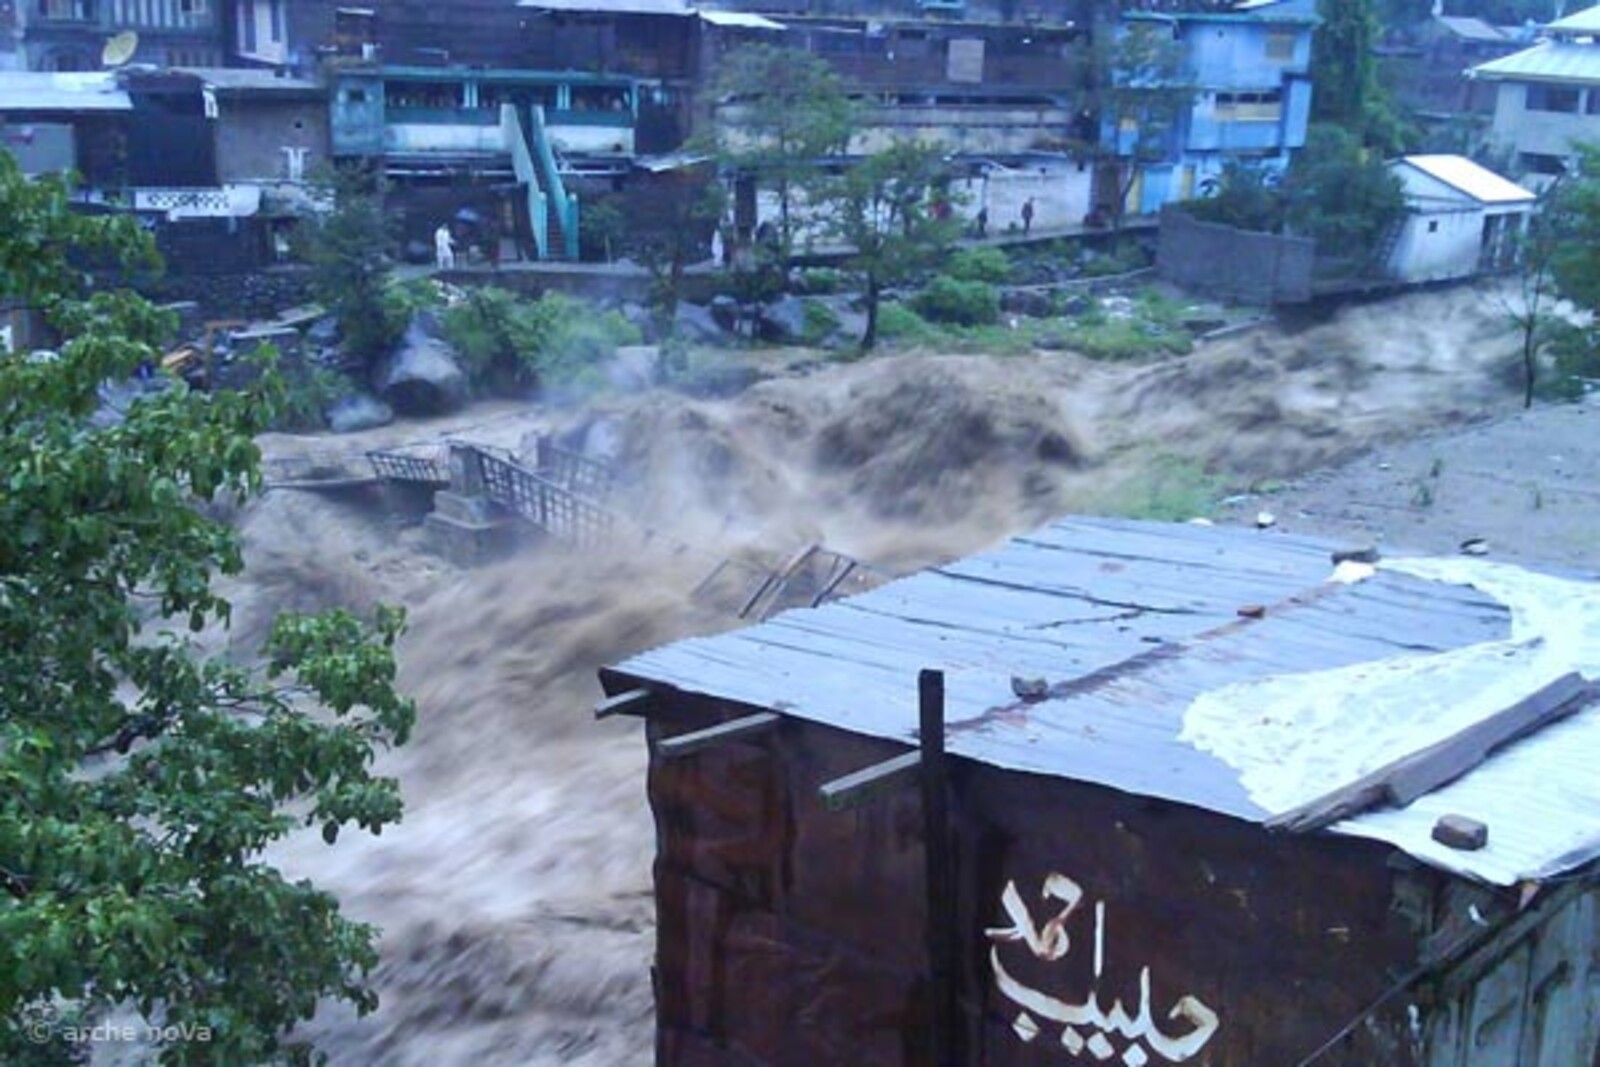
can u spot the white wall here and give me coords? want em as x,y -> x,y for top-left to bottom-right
750,157 -> 1095,247
1388,206 -> 1529,282
1488,81 -> 1600,161
382,122 -> 633,156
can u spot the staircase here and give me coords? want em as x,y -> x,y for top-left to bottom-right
527,106 -> 580,261
500,104 -> 550,259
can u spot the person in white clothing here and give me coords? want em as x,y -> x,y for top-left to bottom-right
434,223 -> 455,270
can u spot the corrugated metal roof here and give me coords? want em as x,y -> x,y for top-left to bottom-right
1547,3 -> 1600,34
1436,15 -> 1508,42
173,68 -> 323,94
699,10 -> 785,29
0,72 -> 132,112
610,517 -> 1600,885
1397,154 -> 1535,204
1470,39 -> 1600,83
518,0 -> 693,13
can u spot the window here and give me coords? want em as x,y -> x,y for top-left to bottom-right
1525,84 -> 1580,113
39,0 -> 93,19
1427,220 -> 1439,233
345,88 -> 369,105
1587,89 -> 1600,114
1215,89 -> 1283,122
179,0 -> 208,14
1265,32 -> 1295,61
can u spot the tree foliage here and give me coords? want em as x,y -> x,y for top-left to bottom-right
1281,123 -> 1406,263
440,287 -> 641,395
713,44 -> 856,252
821,142 -> 960,350
1549,145 -> 1600,312
0,152 -> 413,1064
1311,0 -> 1411,153
303,164 -> 406,366
1085,21 -> 1196,230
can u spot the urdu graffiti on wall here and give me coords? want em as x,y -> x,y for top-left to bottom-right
986,873 -> 1220,1065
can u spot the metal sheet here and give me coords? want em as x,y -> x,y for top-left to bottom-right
1399,154 -> 1535,205
1471,40 -> 1600,83
611,517 -> 1600,882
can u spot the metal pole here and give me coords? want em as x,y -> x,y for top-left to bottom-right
919,668 -> 958,1067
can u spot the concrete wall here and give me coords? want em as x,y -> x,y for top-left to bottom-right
1387,205 -> 1529,283
214,98 -> 329,184
851,105 -> 1077,156
1157,206 -> 1314,304
1388,207 -> 1484,283
958,161 -> 1095,233
1488,80 -> 1600,162
751,157 -> 1094,246
1186,20 -> 1311,87
136,266 -> 313,323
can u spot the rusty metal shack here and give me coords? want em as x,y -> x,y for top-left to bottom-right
596,516 -> 1600,1066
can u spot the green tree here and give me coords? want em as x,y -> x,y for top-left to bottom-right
1087,21 -> 1197,237
713,44 -> 856,254
822,142 -> 960,350
1311,0 -> 1411,153
303,164 -> 406,368
1501,182 -> 1574,407
1182,160 -> 1285,233
1550,145 -> 1600,311
0,154 -> 413,1064
1281,123 -> 1406,266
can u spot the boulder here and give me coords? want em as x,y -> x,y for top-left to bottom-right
378,317 -> 468,415
326,392 -> 395,434
672,302 -> 730,345
756,295 -> 809,344
708,294 -> 741,332
1001,289 -> 1055,319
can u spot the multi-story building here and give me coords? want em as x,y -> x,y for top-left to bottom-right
1470,3 -> 1600,184
1115,0 -> 1316,217
20,0 -> 225,72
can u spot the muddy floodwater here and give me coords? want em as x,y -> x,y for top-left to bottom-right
220,284 -> 1554,1065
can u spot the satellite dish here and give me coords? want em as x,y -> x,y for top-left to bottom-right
101,31 -> 139,69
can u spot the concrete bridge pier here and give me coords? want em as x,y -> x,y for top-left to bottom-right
424,444 -> 521,566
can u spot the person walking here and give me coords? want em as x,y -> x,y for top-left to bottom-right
1021,198 -> 1035,236
434,222 -> 456,271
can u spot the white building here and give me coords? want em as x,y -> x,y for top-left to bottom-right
1385,154 -> 1535,283
1470,4 -> 1600,182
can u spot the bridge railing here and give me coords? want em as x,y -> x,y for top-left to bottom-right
476,447 -> 614,548
535,438 -> 615,500
367,446 -> 450,486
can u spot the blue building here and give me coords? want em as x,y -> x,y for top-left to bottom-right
1113,0 -> 1317,217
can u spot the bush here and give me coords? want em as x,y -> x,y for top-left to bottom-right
1081,249 -> 1147,278
801,299 -> 842,344
946,246 -> 1013,284
797,267 -> 850,294
440,288 -> 641,395
1539,321 -> 1600,402
912,275 -> 1000,326
877,302 -> 937,343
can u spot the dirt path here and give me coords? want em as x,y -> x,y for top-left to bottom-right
1214,394 -> 1600,571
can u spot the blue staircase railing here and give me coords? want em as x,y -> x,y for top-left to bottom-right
530,106 -> 580,260
500,104 -> 549,259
